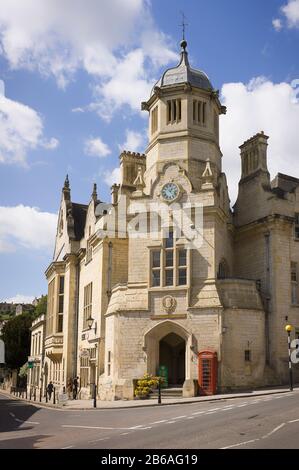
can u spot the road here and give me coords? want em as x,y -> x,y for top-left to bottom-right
1,390 -> 299,449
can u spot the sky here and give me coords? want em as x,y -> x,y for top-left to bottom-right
0,0 -> 298,303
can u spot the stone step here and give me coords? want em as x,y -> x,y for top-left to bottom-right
150,387 -> 183,399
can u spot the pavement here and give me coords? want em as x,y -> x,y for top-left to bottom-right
1,388 -> 299,449
1,383 -> 298,410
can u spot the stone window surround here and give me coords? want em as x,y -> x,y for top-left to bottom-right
148,231 -> 190,289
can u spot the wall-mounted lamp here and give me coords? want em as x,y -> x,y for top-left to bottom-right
86,316 -> 97,335
222,326 -> 228,334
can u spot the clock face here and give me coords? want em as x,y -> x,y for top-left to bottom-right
161,182 -> 180,202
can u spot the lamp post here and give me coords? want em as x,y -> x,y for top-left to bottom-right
285,324 -> 293,391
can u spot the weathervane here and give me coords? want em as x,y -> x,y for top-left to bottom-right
179,11 -> 188,41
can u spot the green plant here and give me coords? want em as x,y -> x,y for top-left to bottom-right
134,373 -> 162,398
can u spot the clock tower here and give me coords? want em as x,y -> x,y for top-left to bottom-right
141,39 -> 226,193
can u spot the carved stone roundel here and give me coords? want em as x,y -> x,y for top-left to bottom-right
162,295 -> 177,313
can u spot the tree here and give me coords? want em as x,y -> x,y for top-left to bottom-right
0,312 -> 35,370
34,295 -> 47,318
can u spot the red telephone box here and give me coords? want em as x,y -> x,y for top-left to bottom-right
198,350 -> 218,395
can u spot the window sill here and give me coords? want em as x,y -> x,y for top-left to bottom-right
149,285 -> 188,291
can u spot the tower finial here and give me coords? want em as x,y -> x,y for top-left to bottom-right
63,174 -> 70,190
179,11 -> 188,49
92,182 -> 97,201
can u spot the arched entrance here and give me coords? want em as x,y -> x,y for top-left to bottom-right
159,333 -> 185,385
144,320 -> 192,385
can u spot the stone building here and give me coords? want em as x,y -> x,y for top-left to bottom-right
43,40 -> 299,400
27,314 -> 46,397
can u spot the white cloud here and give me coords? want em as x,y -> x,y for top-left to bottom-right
118,129 -> 146,153
0,0 -> 176,121
272,18 -> 283,31
273,0 -> 299,30
4,294 -> 36,304
41,137 -> 59,150
92,48 -> 155,121
0,205 -> 57,252
84,137 -> 111,158
220,77 -> 299,204
104,167 -> 121,187
0,79 -> 58,165
282,0 -> 299,28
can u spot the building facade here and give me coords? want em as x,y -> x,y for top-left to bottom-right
27,314 -> 45,397
43,40 -> 299,400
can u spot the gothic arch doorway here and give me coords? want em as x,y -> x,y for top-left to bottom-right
144,320 -> 192,384
159,332 -> 185,385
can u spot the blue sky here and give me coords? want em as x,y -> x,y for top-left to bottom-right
0,0 -> 298,302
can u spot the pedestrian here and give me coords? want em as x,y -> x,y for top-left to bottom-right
67,378 -> 73,399
72,376 -> 79,400
47,381 -> 54,401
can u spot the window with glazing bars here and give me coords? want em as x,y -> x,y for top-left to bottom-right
291,262 -> 298,304
57,275 -> 64,332
83,282 -> 93,329
150,229 -> 188,287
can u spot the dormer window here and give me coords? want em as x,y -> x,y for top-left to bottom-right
193,99 -> 206,125
167,99 -> 181,124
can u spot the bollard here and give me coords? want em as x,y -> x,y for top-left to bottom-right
93,384 -> 97,408
39,387 -> 42,402
46,390 -> 48,403
34,388 -> 36,401
25,389 -> 27,399
158,378 -> 162,404
53,387 -> 56,404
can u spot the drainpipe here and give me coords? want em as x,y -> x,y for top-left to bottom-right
264,232 -> 271,365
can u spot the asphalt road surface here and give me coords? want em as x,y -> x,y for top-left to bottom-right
1,390 -> 299,449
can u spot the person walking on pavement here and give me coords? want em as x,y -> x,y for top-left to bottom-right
47,381 -> 54,401
72,376 -> 79,400
67,378 -> 73,399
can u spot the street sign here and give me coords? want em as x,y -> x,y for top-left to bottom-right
28,361 -> 33,369
58,393 -> 68,405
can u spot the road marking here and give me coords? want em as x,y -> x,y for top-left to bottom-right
173,415 -> 187,419
222,406 -> 235,410
9,412 -> 15,418
262,423 -> 285,439
237,404 -> 247,408
14,418 -> 40,424
61,445 -> 74,449
221,439 -> 259,449
205,411 -> 218,415
129,425 -> 145,430
288,418 -> 299,423
192,411 -> 206,415
207,408 -> 220,412
150,420 -> 167,424
120,432 -> 130,436
62,425 -> 130,430
89,437 -> 110,443
165,421 -> 176,424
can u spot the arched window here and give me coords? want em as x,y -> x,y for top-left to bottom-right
217,259 -> 229,279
